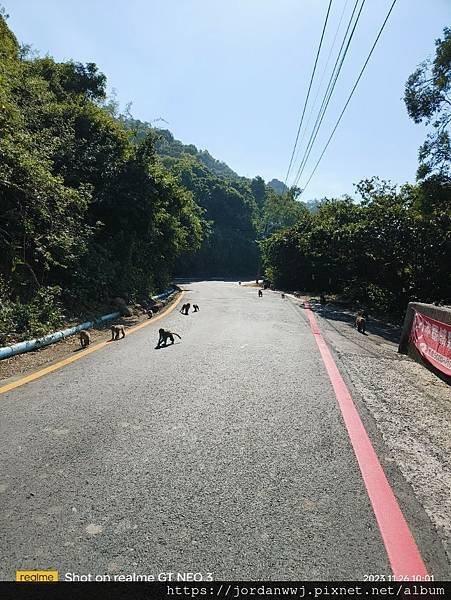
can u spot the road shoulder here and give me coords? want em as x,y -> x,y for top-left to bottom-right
308,300 -> 451,576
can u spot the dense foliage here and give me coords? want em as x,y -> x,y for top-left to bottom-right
404,27 -> 451,180
0,14 -> 203,342
261,177 -> 450,310
0,12 -> 297,341
119,118 -> 301,277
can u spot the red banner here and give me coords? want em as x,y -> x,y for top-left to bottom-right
410,311 -> 451,377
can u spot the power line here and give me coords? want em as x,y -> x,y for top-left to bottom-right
299,0 -> 398,197
292,0 -> 366,188
283,0 -> 333,188
293,0 -> 364,187
291,0 -> 351,175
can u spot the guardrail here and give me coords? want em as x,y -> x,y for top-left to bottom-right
153,287 -> 177,300
0,286 -> 178,360
0,312 -> 121,360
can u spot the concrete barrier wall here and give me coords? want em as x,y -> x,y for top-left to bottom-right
398,302 -> 451,381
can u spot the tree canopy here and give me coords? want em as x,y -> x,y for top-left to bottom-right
0,14 -> 203,341
404,27 -> 451,179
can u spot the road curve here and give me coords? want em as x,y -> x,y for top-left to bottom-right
0,281 -> 432,580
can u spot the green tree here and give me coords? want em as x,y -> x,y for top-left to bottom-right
404,27 -> 451,179
261,187 -> 308,236
0,13 -> 205,340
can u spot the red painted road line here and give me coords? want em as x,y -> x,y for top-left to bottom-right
304,302 -> 428,579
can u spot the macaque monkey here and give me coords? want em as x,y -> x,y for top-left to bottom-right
281,293 -> 285,299
156,328 -> 181,348
193,304 -> 199,312
355,311 -> 366,334
258,289 -> 263,298
139,300 -> 153,319
181,303 -> 190,315
238,281 -> 242,285
111,324 -> 125,340
79,330 -> 91,348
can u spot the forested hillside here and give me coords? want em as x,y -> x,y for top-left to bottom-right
0,14 -> 206,342
0,13 -> 301,341
119,117 -> 261,276
113,113 -> 303,277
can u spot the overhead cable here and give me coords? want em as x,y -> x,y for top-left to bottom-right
299,0 -> 398,196
283,0 -> 334,187
292,0 -> 366,188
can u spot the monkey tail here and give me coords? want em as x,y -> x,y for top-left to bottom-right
173,333 -> 181,339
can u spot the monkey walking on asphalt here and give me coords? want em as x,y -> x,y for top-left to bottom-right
193,304 -> 200,312
79,330 -> 91,348
180,303 -> 191,315
258,289 -> 263,298
111,324 -> 125,340
156,328 -> 181,348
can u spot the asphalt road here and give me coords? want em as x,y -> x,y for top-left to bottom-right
0,281 -> 433,580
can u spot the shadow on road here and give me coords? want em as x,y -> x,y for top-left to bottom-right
154,342 -> 182,350
307,301 -> 401,345
174,276 -> 255,284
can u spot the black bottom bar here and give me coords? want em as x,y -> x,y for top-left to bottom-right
1,581 -> 449,600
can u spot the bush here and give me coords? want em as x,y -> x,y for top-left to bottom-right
342,281 -> 397,312
0,285 -> 64,345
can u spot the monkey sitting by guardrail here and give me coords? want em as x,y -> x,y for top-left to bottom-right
79,330 -> 91,348
111,324 -> 125,340
355,310 -> 367,334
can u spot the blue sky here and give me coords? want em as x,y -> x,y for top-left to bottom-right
3,0 -> 450,200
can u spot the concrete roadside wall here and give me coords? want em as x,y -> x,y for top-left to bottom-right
398,302 -> 451,382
